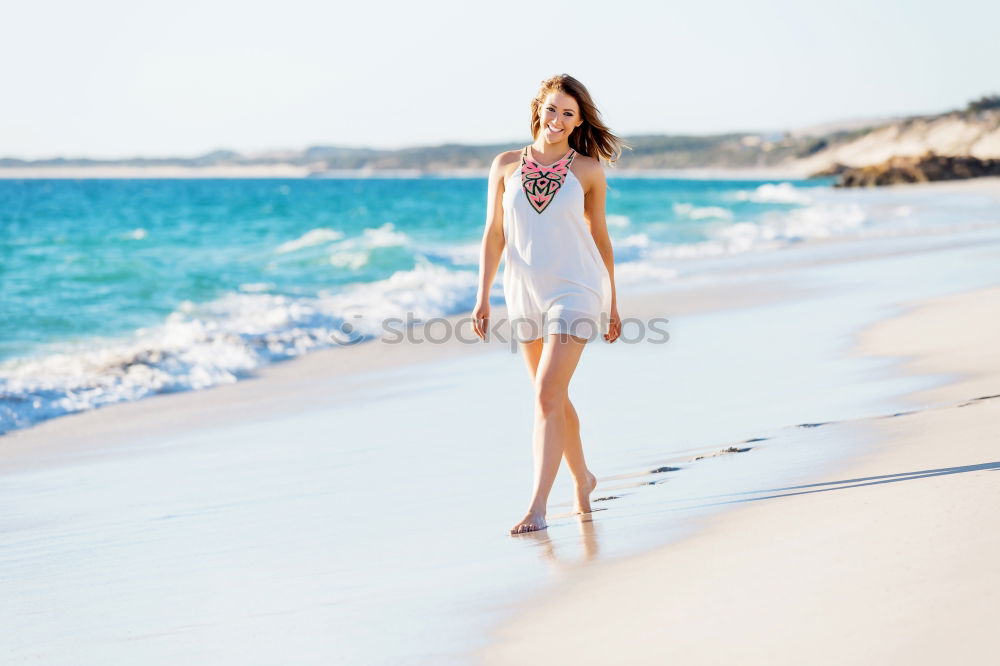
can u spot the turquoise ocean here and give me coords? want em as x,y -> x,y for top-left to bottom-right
3,175 -> 998,435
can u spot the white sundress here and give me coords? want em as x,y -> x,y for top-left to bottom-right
501,145 -> 612,343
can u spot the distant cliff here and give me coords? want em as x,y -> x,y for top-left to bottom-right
787,96 -> 1000,182
3,95 -> 998,179
830,152 -> 1000,187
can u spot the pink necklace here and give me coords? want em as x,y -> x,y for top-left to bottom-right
520,145 -> 576,214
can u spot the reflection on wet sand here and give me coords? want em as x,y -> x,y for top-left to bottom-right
516,513 -> 603,570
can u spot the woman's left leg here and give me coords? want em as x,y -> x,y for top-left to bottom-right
564,399 -> 598,514
510,333 -> 588,534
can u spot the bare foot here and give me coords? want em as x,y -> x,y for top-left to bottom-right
574,470 -> 597,514
510,511 -> 547,535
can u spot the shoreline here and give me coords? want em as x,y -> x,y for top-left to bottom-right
5,180 -> 1000,447
0,270 -> 811,473
6,213 -> 993,466
481,284 -> 1000,664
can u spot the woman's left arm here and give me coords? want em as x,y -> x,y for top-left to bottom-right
582,162 -> 621,341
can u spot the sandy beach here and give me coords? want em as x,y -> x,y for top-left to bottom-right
2,179 -> 999,664
483,248 -> 1000,660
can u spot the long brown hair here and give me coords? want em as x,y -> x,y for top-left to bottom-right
529,74 -> 630,167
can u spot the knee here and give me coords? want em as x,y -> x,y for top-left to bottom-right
535,385 -> 568,418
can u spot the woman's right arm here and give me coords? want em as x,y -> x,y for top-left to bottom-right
472,153 -> 508,340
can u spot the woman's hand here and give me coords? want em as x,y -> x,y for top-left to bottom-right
472,301 -> 490,341
604,303 -> 622,343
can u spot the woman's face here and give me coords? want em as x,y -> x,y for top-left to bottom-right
539,91 -> 582,143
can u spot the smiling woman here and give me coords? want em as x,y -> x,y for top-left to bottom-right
471,73 -> 630,535
528,76 -> 627,166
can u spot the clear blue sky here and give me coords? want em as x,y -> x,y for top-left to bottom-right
3,0 -> 998,159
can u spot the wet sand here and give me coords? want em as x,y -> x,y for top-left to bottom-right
482,288 -> 1000,665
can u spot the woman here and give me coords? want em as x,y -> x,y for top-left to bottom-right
472,74 -> 626,535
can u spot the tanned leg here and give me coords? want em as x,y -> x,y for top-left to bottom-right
517,337 -> 596,516
511,333 -> 588,534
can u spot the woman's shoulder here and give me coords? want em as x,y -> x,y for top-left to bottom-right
571,151 -> 601,171
570,152 -> 605,190
492,149 -> 523,182
493,148 -> 522,167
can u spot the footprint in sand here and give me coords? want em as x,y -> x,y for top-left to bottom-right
693,445 -> 752,461
958,393 -> 1000,407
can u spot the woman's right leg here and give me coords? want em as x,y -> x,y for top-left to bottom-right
519,338 -> 596,512
510,334 -> 589,534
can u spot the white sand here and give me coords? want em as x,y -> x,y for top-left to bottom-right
482,285 -> 1000,665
